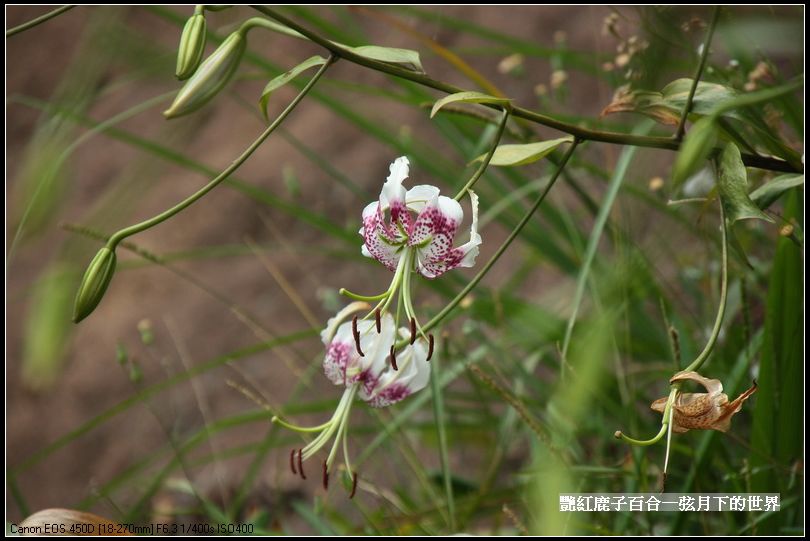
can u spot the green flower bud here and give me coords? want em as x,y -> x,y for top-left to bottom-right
164,30 -> 246,119
175,13 -> 207,80
73,247 -> 117,323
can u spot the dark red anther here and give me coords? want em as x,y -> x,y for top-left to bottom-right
322,461 -> 329,490
426,334 -> 434,361
349,472 -> 358,499
297,449 -> 306,480
409,317 -> 416,345
352,315 -> 364,357
390,345 -> 398,371
290,449 -> 298,475
375,309 -> 381,333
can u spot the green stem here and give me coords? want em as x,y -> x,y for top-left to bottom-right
6,5 -> 75,37
453,108 -> 510,201
251,6 -> 798,174
675,6 -> 721,140
430,351 -> 456,532
106,54 -> 335,249
682,200 -> 728,373
423,140 -> 580,334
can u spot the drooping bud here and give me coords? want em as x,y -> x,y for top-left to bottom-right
164,30 -> 247,119
175,12 -> 207,80
72,247 -> 117,323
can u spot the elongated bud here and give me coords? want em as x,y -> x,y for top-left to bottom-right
175,12 -> 207,80
164,30 -> 246,119
73,247 -> 117,323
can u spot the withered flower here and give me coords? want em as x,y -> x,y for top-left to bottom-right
651,371 -> 757,433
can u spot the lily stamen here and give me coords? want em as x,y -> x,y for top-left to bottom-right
297,449 -> 306,480
409,317 -> 416,345
352,315 -> 364,357
427,334 -> 435,361
290,449 -> 297,475
350,472 -> 358,499
390,345 -> 398,371
375,309 -> 381,333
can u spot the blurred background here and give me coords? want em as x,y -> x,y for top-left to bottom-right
6,5 -> 803,535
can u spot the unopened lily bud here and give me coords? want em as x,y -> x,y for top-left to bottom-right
175,12 -> 207,80
164,30 -> 246,119
73,247 -> 117,323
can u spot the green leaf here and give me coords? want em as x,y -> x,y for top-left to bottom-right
750,173 -> 804,209
671,116 -> 718,187
260,55 -> 327,119
430,91 -> 510,118
749,190 -> 803,533
482,136 -> 574,167
717,143 -> 774,224
601,79 -> 738,125
661,78 -> 740,117
346,44 -> 424,72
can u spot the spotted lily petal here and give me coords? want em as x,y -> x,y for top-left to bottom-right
360,330 -> 431,408
361,157 -> 483,277
323,311 -> 396,386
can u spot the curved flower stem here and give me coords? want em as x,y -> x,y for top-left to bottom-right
674,6 -> 721,140
682,199 -> 728,374
251,6 -> 799,174
422,140 -> 581,334
615,200 -> 728,445
453,108 -> 510,201
6,5 -> 75,38
105,54 -> 335,250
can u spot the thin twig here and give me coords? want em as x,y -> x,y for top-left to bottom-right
675,6 -> 722,140
6,5 -> 75,37
251,6 -> 799,174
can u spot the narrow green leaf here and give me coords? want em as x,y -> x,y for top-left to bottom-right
749,190 -> 803,534
430,91 -> 510,118
671,116 -> 718,187
346,44 -> 424,72
22,262 -> 80,389
750,173 -> 804,209
482,136 -> 574,167
260,55 -> 327,119
717,143 -> 774,223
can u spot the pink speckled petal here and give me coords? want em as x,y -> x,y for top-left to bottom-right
361,202 -> 405,271
361,332 -> 431,407
323,313 -> 396,386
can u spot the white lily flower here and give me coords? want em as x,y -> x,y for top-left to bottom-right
274,303 -> 432,495
360,156 -> 481,279
322,309 -> 431,407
